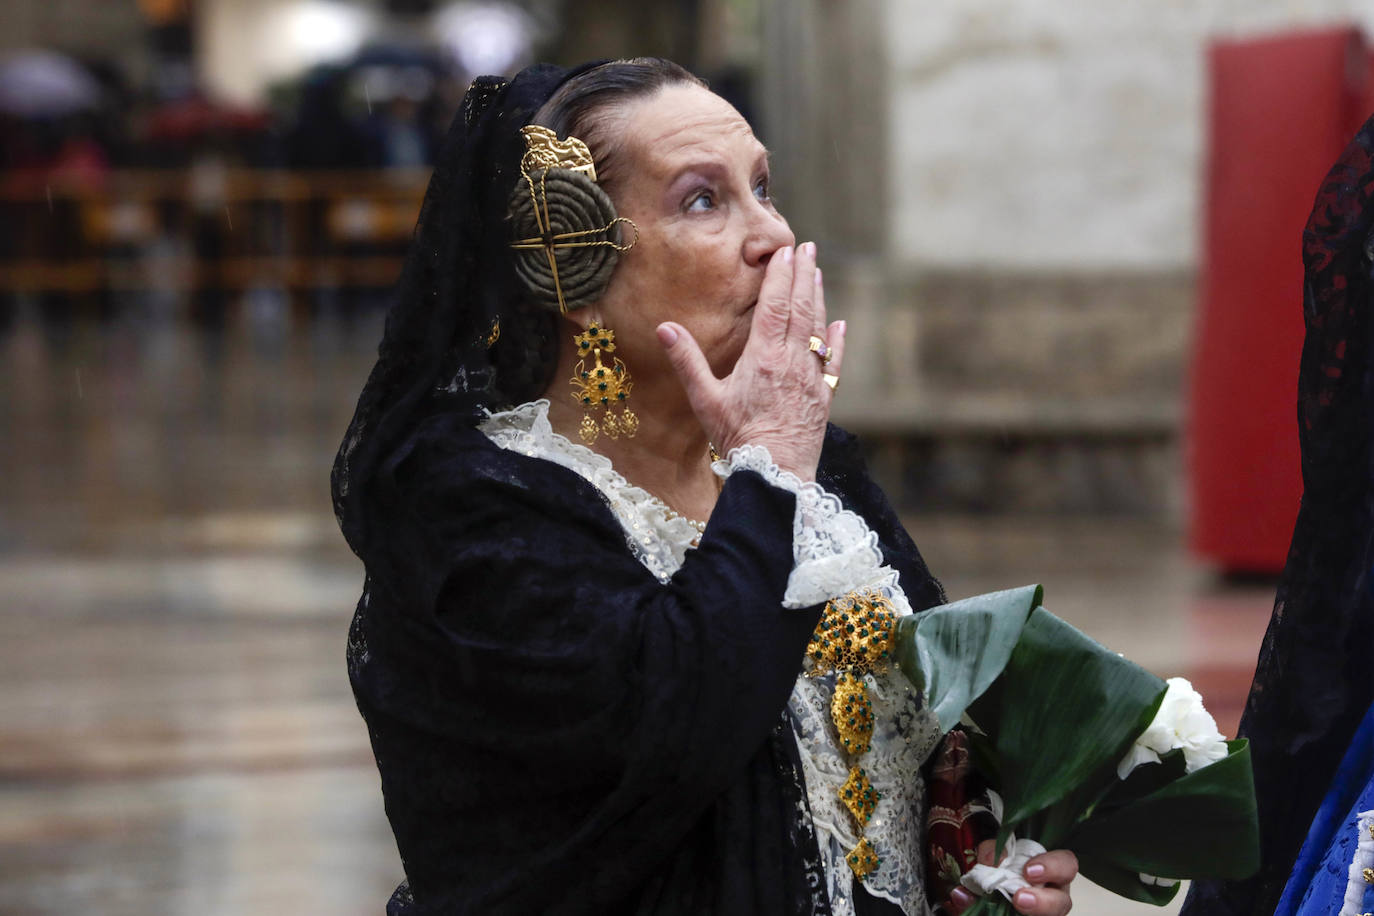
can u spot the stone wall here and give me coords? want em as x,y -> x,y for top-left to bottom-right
884,0 -> 1374,271
833,270 -> 1189,517
757,0 -> 1374,516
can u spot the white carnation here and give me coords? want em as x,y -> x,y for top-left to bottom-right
1117,677 -> 1227,779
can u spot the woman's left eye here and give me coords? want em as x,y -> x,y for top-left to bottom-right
686,191 -> 714,212
753,177 -> 770,202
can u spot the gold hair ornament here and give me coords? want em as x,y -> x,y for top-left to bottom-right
571,323 -> 638,443
509,125 -> 638,314
520,124 -> 598,180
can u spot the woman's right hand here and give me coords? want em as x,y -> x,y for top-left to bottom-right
948,842 -> 1078,916
656,241 -> 845,482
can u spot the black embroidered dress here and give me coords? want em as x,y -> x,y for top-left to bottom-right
345,400 -> 946,915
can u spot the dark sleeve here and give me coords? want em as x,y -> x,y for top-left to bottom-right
349,425 -> 825,912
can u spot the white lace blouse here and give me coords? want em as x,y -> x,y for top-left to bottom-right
480,400 -> 941,916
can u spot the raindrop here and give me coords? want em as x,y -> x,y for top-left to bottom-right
74,368 -> 83,399
364,81 -> 372,114
45,185 -> 52,212
224,205 -> 233,231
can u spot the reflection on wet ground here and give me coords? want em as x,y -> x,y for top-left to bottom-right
0,308 -> 1271,915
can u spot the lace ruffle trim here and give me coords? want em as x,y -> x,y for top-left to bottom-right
714,444 -> 899,610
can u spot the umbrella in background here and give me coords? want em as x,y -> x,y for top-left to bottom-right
0,50 -> 102,118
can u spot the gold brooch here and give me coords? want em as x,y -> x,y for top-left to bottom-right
805,590 -> 898,881
805,592 -> 897,676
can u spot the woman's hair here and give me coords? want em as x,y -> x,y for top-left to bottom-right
533,57 -> 704,190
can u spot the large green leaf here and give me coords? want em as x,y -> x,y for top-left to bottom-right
968,608 -> 1167,830
1103,747 -> 1189,808
1064,739 -> 1259,879
892,585 -> 1042,734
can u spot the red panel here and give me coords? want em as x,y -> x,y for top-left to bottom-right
1189,28 -> 1371,573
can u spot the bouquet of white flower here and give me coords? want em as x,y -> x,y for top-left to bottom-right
892,586 -> 1259,913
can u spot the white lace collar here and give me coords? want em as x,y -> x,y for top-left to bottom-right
478,399 -> 704,583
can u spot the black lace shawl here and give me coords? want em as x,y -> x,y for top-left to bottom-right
1181,111 -> 1374,915
333,63 -> 603,562
346,410 -> 944,915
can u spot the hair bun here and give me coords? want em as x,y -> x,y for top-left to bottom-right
507,168 -> 627,313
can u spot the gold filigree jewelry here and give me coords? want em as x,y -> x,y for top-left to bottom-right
846,837 -> 881,880
519,125 -> 598,179
509,126 -> 638,314
805,592 -> 897,675
823,373 -> 840,392
804,591 -> 897,880
840,765 -> 879,827
571,323 -> 637,443
808,335 -> 833,365
484,319 -> 500,348
1364,866 -> 1374,885
832,671 -> 875,755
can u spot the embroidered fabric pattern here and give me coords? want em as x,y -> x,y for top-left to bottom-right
479,403 -> 938,915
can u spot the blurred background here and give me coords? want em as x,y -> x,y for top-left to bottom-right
3,1 -> 1374,913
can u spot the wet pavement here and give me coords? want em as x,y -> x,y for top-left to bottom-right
0,307 -> 1271,915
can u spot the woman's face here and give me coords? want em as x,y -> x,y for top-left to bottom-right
587,83 -> 795,381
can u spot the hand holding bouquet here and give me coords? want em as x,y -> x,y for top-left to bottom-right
893,587 -> 1259,914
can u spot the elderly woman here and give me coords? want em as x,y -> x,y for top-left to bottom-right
333,59 -> 1076,916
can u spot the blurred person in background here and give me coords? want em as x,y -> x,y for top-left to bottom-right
332,58 -> 1078,915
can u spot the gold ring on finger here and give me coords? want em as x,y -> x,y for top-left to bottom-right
808,335 -> 833,365
823,373 -> 840,392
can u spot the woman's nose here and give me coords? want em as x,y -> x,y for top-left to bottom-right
744,204 -> 795,267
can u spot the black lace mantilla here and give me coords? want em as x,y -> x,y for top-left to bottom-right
1181,111 -> 1374,916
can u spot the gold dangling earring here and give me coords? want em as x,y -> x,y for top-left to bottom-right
570,322 -> 637,444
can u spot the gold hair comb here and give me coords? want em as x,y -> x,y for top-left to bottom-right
519,125 -> 598,182
508,125 -> 637,314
